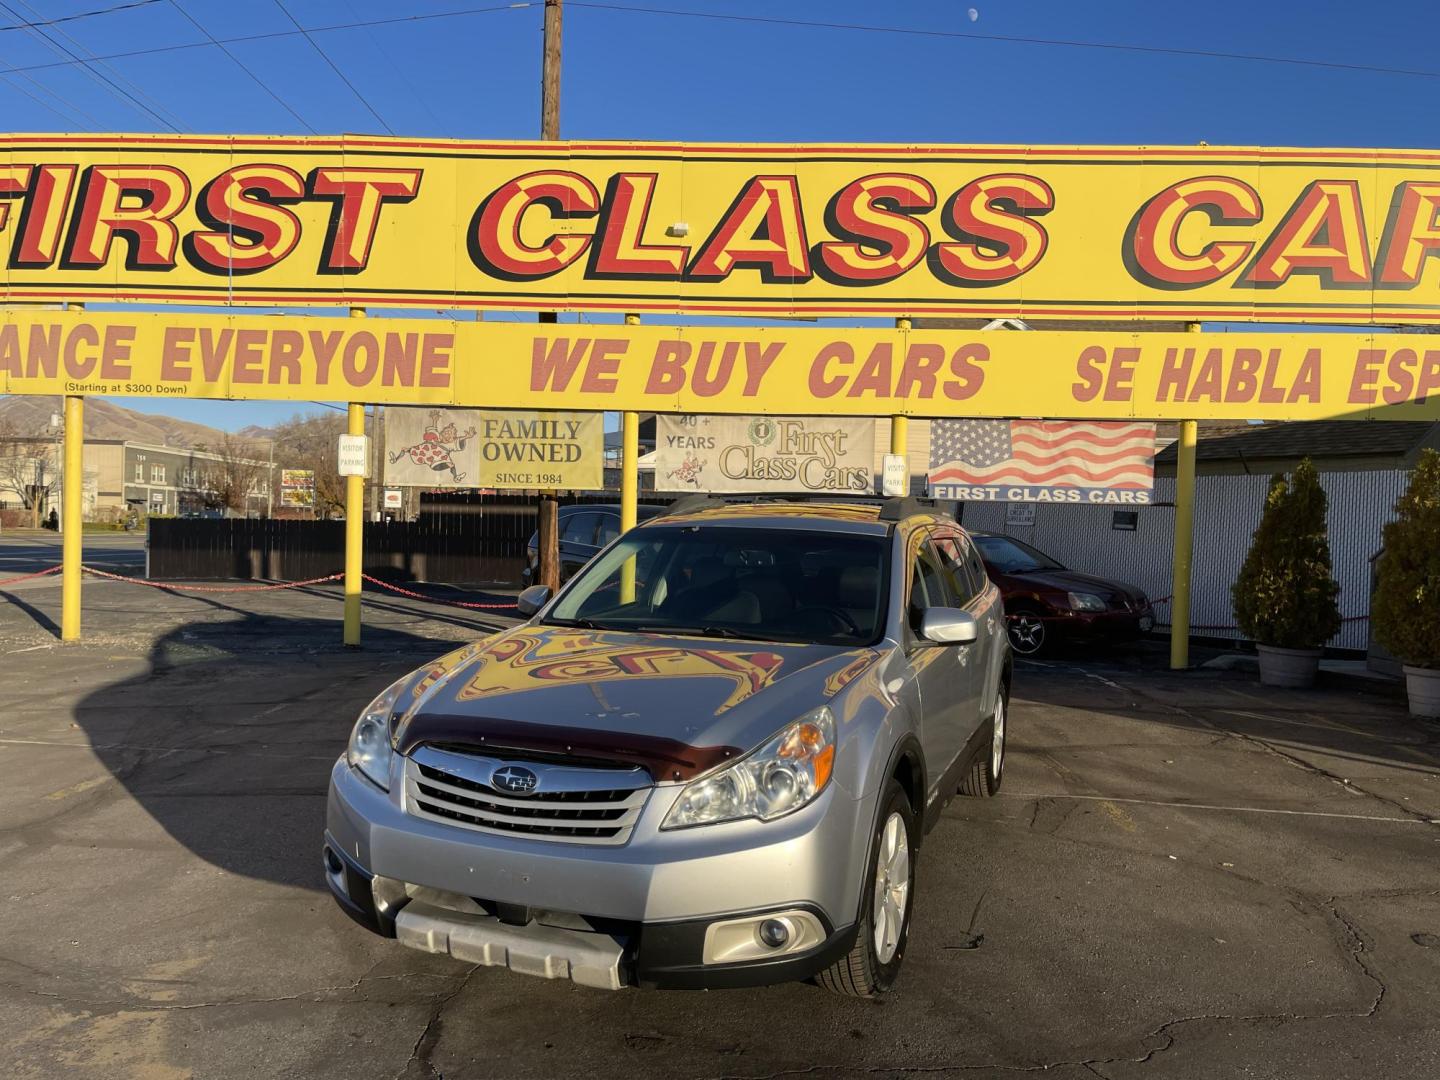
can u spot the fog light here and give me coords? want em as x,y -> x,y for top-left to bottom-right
758,919 -> 790,949
324,847 -> 343,875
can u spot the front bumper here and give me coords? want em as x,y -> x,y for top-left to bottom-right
325,757 -> 869,989
1059,608 -> 1154,638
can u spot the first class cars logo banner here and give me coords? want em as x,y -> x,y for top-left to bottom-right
929,420 -> 1157,504
12,135 -> 1440,323
384,406 -> 602,490
4,309 -> 1440,422
655,415 -> 875,494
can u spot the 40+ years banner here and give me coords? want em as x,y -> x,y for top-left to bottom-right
10,135 -> 1440,323
2,309 -> 1440,422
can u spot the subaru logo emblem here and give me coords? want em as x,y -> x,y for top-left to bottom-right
492,765 -> 538,794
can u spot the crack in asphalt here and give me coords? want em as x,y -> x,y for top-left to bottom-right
395,963 -> 480,1080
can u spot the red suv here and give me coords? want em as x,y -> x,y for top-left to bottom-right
971,533 -> 1154,656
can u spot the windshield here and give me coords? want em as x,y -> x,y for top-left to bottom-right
546,525 -> 889,646
973,535 -> 1065,574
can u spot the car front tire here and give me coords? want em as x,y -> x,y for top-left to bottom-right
817,779 -> 916,997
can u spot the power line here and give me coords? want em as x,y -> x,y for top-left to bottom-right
0,0 -> 179,129
271,0 -> 394,134
6,0 -> 185,131
0,2 -> 1434,92
341,0 -> 447,135
0,4 -> 534,79
0,0 -> 162,34
165,0 -> 316,134
566,2 -> 1440,84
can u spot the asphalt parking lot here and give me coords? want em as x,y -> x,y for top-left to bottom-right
2,579 -> 1439,1079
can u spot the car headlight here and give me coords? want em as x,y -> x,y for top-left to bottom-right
346,678 -> 406,790
1068,591 -> 1107,612
662,707 -> 835,830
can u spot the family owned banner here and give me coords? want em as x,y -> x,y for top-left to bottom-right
655,415 -> 876,494
384,407 -> 602,490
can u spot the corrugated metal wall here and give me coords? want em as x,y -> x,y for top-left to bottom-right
958,469 -> 1410,650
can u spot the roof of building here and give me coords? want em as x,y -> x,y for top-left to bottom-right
1154,420 -> 1438,465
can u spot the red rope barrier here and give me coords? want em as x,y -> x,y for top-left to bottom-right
0,564 -> 63,586
80,566 -> 344,592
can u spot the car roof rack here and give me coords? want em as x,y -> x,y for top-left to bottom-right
654,494 -> 730,518
877,495 -> 937,522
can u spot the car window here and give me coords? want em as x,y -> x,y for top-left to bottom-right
561,512 -> 600,545
547,525 -> 889,646
596,514 -> 620,545
908,539 -> 951,632
973,534 -> 1065,573
962,536 -> 990,593
931,532 -> 981,606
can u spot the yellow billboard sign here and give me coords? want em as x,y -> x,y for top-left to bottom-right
1,309 -> 1437,422
5,135 -> 1440,322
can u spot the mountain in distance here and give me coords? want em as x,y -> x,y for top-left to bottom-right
0,395 -> 238,448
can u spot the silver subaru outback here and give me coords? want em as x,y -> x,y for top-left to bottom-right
325,496 -> 1012,996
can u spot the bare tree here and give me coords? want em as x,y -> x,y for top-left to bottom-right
185,434 -> 268,515
270,412 -> 347,518
0,415 -> 55,513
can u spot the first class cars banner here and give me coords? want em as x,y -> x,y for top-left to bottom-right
4,309 -> 1440,422
13,135 -> 1440,323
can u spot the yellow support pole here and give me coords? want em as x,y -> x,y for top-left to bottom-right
890,317 -> 911,485
620,313 -> 640,603
60,393 -> 84,641
344,307 -> 367,647
1169,322 -> 1201,670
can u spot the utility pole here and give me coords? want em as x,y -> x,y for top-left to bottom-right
535,0 -> 563,591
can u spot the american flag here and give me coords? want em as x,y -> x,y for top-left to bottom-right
929,420 -> 1156,490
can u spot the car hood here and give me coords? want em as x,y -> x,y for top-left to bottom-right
1002,568 -> 1146,601
390,625 -> 882,782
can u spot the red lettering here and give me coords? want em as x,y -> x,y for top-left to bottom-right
931,174 -> 1053,285
64,165 -> 190,268
309,167 -> 421,272
1125,176 -> 1261,287
815,174 -> 934,285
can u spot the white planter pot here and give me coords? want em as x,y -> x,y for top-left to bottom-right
1256,644 -> 1322,689
1403,666 -> 1440,719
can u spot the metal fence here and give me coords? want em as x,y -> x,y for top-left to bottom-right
148,493 -> 618,584
960,468 -> 1410,651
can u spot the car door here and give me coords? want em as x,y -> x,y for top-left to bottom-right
904,533 -> 979,802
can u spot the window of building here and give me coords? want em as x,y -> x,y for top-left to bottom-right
151,464 -> 165,484
134,461 -> 144,482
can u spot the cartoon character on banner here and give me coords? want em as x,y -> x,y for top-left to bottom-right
390,410 -> 477,484
667,451 -> 707,489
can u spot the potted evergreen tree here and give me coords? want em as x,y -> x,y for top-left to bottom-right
1372,449 -> 1440,718
1232,459 -> 1342,688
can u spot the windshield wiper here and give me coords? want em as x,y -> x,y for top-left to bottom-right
546,617 -> 610,629
630,623 -> 748,639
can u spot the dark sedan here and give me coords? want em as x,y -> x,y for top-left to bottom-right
522,503 -> 667,586
971,532 -> 1154,656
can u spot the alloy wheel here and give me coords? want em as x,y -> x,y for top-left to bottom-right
1008,613 -> 1046,655
872,811 -> 911,965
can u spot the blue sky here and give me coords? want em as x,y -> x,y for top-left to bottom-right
3,0 -> 1438,430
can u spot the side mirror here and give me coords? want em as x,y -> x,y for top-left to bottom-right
515,584 -> 552,617
920,607 -> 979,646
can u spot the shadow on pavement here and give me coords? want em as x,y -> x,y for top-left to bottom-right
72,604 -> 476,893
